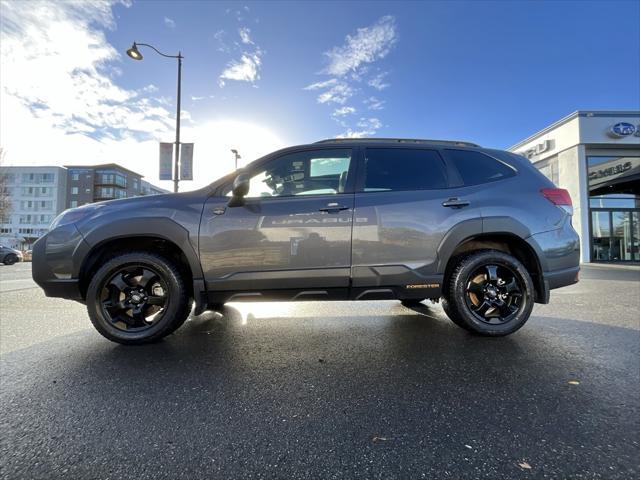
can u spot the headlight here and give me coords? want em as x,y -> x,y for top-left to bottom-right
49,204 -> 104,230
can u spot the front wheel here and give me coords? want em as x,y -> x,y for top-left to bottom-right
443,250 -> 534,336
86,252 -> 193,345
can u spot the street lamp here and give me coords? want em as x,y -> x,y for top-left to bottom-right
231,149 -> 241,170
127,41 -> 183,193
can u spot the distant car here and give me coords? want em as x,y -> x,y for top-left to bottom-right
32,138 -> 580,345
1,246 -> 23,265
23,249 -> 33,262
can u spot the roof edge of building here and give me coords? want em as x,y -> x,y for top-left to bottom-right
509,110 -> 640,151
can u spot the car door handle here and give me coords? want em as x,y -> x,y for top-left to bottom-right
319,203 -> 350,213
442,198 -> 470,208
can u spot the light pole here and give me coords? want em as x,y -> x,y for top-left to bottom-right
127,42 -> 183,193
231,149 -> 241,170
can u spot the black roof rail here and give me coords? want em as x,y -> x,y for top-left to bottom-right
314,138 -> 480,147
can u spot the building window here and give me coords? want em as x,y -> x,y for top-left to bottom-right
71,187 -> 78,195
0,228 -> 12,234
72,173 -> 79,181
70,200 -> 78,208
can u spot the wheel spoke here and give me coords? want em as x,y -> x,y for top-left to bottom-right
109,273 -> 130,292
137,268 -> 157,289
146,295 -> 165,306
130,308 -> 148,327
467,282 -> 485,297
105,299 -> 129,313
485,265 -> 499,281
474,300 -> 493,317
504,278 -> 520,294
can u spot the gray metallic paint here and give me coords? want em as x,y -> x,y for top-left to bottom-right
32,140 -> 581,310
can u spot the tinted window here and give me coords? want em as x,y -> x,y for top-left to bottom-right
237,149 -> 352,198
447,150 -> 515,186
362,148 -> 447,192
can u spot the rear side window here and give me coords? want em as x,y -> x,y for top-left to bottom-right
362,148 -> 448,192
446,150 -> 515,186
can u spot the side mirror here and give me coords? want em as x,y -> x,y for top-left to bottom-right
228,173 -> 250,207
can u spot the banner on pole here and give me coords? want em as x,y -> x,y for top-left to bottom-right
180,143 -> 194,180
159,143 -> 173,181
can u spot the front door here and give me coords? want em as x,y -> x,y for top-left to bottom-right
199,148 -> 356,300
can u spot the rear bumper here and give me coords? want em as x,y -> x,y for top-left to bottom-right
32,224 -> 89,301
527,218 -> 580,303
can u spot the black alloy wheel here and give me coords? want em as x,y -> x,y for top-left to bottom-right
442,250 -> 534,336
464,263 -> 524,324
100,265 -> 169,332
87,252 -> 192,345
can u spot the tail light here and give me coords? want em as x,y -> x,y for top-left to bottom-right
541,188 -> 573,215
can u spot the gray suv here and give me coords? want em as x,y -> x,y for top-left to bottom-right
32,138 -> 580,344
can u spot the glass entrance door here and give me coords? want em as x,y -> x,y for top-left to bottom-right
591,209 -> 639,261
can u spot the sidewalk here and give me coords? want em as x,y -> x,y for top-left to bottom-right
582,262 -> 640,271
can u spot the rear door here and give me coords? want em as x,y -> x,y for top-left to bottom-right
199,147 -> 356,299
350,147 -> 481,299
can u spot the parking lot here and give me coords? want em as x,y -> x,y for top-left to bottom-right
1,261 -> 639,479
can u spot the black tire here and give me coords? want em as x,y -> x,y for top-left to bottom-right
441,295 -> 471,331
86,252 -> 193,345
401,299 -> 425,307
3,254 -> 18,265
443,250 -> 534,336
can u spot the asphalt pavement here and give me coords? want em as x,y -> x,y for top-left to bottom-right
1,262 -> 639,479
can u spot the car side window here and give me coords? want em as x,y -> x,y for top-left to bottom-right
237,149 -> 352,198
361,148 -> 448,192
446,149 -> 515,186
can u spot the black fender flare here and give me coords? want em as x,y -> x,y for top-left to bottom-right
435,216 -> 539,274
79,217 -> 203,279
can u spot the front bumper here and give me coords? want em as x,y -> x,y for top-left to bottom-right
32,224 -> 90,301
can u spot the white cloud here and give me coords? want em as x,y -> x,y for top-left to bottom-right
239,27 -> 253,45
191,95 -> 206,101
218,51 -> 262,87
316,82 -> 353,105
337,117 -> 382,138
364,96 -> 385,110
332,106 -> 356,117
306,16 -> 396,137
304,78 -> 338,91
164,16 -> 175,29
0,1 -> 287,191
368,71 -> 389,90
305,78 -> 353,104
357,117 -> 382,130
324,16 -> 397,77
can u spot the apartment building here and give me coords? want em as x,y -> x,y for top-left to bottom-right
1,164 -> 168,249
0,166 -> 67,249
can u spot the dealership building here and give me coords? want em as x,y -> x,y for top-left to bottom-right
509,111 -> 640,263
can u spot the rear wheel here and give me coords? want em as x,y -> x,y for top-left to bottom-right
3,254 -> 18,265
443,250 -> 534,336
86,252 -> 192,345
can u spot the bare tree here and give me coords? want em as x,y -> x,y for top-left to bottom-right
0,147 -> 12,223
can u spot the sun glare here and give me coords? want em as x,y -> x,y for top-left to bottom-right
185,120 -> 286,188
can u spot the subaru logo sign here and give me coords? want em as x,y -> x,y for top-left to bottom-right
609,122 -> 636,138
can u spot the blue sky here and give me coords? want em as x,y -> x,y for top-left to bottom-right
1,0 -> 639,188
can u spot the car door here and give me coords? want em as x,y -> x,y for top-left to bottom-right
199,147 -> 356,300
350,146 -> 481,299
